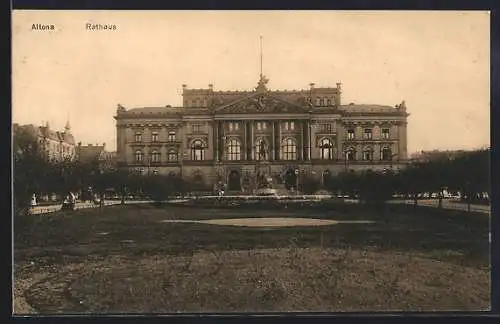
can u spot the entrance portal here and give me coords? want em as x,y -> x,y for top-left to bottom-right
228,170 -> 241,191
284,168 -> 297,190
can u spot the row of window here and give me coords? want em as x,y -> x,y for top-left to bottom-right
346,128 -> 390,140
133,125 -> 390,143
227,121 -> 297,132
345,147 -> 394,161
187,98 -> 209,108
134,138 -> 394,163
134,131 -> 176,142
135,150 -> 179,163
133,127 -> 390,146
315,97 -> 335,107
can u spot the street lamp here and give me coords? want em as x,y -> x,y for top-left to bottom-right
344,150 -> 349,173
389,153 -> 399,170
295,168 -> 299,194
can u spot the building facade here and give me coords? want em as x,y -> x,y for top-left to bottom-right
76,142 -> 117,171
115,76 -> 409,191
14,121 -> 76,162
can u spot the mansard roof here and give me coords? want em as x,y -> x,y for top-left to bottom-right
339,103 -> 409,116
117,106 -> 184,118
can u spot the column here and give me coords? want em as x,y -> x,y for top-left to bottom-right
250,121 -> 254,161
271,121 -> 275,160
214,121 -> 219,162
274,121 -> 280,160
307,120 -> 311,160
243,121 -> 248,161
219,121 -> 224,161
302,120 -> 308,161
300,120 -> 305,160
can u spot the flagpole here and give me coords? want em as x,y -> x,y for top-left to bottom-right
260,36 -> 263,78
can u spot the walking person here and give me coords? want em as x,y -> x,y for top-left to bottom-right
29,193 -> 37,215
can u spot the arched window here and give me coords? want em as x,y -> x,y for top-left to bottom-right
346,147 -> 356,161
135,150 -> 143,162
255,138 -> 268,161
381,147 -> 392,161
320,98 -> 325,106
151,151 -> 161,163
319,138 -> 334,160
363,147 -> 374,161
227,138 -> 241,161
315,97 -> 321,106
326,97 -> 332,106
168,150 -> 178,162
324,97 -> 329,106
191,140 -> 205,161
282,138 -> 297,160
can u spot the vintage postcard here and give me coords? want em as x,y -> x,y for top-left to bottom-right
12,10 -> 491,314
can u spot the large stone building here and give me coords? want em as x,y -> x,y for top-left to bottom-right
114,75 -> 409,191
14,121 -> 76,162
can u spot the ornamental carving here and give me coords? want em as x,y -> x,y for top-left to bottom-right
185,136 -> 208,148
216,94 -> 307,115
315,136 -> 336,148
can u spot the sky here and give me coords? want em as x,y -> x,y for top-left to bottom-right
12,10 -> 490,153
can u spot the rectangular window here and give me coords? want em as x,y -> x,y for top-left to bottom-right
290,121 -> 295,131
168,131 -> 176,142
152,132 -> 159,142
229,123 -> 234,131
192,124 -> 201,133
262,122 -> 267,130
257,122 -> 262,130
234,122 -> 239,131
321,124 -> 332,133
382,128 -> 390,139
135,133 -> 142,142
364,128 -> 373,140
347,129 -> 355,140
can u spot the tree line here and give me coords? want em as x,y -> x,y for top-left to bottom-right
14,128 -> 490,214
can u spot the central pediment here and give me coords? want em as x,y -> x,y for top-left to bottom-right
214,93 -> 310,115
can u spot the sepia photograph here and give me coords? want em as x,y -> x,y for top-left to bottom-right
12,10 -> 491,314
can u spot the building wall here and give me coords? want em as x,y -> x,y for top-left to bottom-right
114,82 -> 409,188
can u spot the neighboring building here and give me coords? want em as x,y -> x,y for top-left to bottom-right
114,75 -> 409,191
76,142 -> 117,170
13,121 -> 76,161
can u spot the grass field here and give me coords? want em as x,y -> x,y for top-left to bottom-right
13,202 -> 490,314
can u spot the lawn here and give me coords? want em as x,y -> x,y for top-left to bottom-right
13,202 -> 490,314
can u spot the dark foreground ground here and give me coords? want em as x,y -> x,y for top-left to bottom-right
14,202 -> 490,313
